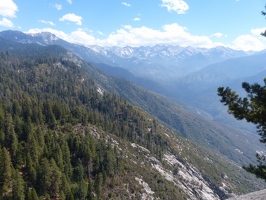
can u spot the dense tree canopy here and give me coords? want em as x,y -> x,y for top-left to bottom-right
0,44 -> 175,199
0,37 -> 263,199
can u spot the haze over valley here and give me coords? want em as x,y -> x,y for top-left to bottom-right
1,0 -> 266,199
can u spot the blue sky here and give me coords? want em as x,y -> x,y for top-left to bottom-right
0,0 -> 266,51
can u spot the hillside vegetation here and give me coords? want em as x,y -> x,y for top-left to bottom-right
0,31 -> 264,169
0,40 -> 265,199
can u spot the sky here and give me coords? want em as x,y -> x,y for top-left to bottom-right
0,0 -> 266,51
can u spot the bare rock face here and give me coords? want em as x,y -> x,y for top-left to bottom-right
226,189 -> 266,200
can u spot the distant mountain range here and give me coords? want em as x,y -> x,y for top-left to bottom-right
92,45 -> 251,80
0,30 -> 250,81
0,34 -> 263,200
1,30 -> 266,198
1,30 -> 265,140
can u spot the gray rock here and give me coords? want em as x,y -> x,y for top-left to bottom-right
227,189 -> 266,200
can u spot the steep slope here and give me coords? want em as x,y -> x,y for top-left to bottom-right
0,30 -> 114,65
90,62 -> 169,96
170,54 -> 266,133
80,58 -> 265,167
173,52 -> 266,94
1,31 -> 261,130
0,38 -> 265,199
1,33 -> 264,168
227,189 -> 266,200
183,70 -> 266,126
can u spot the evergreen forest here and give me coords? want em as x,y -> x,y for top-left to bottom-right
0,39 -> 264,199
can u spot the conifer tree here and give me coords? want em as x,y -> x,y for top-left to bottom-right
12,169 -> 25,200
218,79 -> 266,180
26,188 -> 39,200
0,147 -> 12,197
217,6 -> 266,181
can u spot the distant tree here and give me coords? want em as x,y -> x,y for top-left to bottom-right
0,147 -> 12,196
95,173 -> 103,197
12,169 -> 25,200
218,79 -> 266,180
60,174 -> 73,200
26,187 -> 39,200
48,159 -> 62,198
38,158 -> 61,198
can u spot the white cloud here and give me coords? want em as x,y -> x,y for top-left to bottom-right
97,31 -> 104,35
211,33 -> 223,38
69,29 -> 97,45
0,0 -> 18,18
27,28 -> 69,40
228,28 -> 266,51
102,23 -> 218,47
26,24 -> 222,48
0,17 -> 13,27
67,0 -> 72,4
231,34 -> 266,51
27,28 -> 98,46
55,4 -> 62,10
27,24 -> 266,51
39,20 -> 56,26
59,13 -> 82,25
122,2 -> 131,7
133,18 -> 140,21
161,0 -> 189,14
251,28 -> 266,36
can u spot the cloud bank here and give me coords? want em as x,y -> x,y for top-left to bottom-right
27,23 -> 222,48
27,23 -> 266,51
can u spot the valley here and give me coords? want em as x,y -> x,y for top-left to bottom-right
0,31 -> 265,199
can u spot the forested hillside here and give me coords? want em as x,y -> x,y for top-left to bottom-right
0,43 -> 172,199
1,31 -> 263,169
0,39 -> 264,199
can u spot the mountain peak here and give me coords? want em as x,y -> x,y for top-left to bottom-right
0,30 -> 29,41
29,32 -> 59,44
0,30 -> 64,46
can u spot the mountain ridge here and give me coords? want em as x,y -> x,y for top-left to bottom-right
1,30 -> 264,167
0,30 -> 250,81
0,33 -> 266,198
1,38 -> 264,199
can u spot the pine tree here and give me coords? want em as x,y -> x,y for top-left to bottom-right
4,114 -> 18,160
49,159 -> 61,198
26,187 -> 39,200
0,147 -> 13,197
12,169 -> 25,200
218,78 -> 266,180
95,173 -> 103,197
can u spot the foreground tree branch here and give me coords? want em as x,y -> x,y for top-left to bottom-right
218,78 -> 266,180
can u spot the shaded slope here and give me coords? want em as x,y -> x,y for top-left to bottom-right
0,39 -> 265,198
80,60 -> 265,166
2,34 -> 262,168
